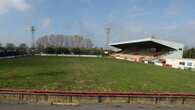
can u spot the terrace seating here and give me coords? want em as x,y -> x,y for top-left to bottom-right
111,53 -> 154,62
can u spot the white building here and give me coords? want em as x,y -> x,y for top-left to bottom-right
166,58 -> 195,70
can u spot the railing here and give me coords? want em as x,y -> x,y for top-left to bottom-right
0,89 -> 195,104
0,89 -> 195,97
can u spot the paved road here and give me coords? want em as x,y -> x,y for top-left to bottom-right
0,104 -> 195,110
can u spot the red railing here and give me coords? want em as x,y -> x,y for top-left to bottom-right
0,89 -> 195,98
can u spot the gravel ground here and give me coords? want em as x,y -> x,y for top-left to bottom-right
0,104 -> 195,110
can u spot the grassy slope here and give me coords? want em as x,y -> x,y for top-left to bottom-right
0,56 -> 195,93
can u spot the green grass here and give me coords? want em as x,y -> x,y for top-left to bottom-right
0,56 -> 195,93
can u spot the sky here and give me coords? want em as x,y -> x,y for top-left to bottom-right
0,0 -> 195,47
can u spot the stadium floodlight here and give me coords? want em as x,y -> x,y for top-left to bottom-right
31,26 -> 36,49
105,27 -> 111,51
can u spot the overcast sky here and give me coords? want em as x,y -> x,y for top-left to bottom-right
0,0 -> 195,47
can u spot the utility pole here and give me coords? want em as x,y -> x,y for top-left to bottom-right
31,26 -> 36,49
105,27 -> 111,50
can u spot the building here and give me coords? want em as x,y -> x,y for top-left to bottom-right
166,58 -> 195,70
110,37 -> 195,70
110,37 -> 184,60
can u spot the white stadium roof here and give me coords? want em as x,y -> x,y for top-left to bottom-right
109,37 -> 184,50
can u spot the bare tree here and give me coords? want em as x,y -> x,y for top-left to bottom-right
36,35 -> 49,49
85,39 -> 93,48
36,34 -> 94,49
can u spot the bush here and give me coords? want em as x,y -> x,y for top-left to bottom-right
71,48 -> 81,54
56,47 -> 70,54
43,46 -> 104,55
44,47 -> 71,54
90,48 -> 104,55
45,47 -> 56,54
71,48 -> 103,55
62,48 -> 70,54
56,47 -> 64,54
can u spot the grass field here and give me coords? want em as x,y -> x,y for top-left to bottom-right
0,56 -> 195,93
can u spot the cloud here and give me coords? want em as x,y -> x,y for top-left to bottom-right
79,0 -> 92,5
165,7 -> 180,16
0,0 -> 30,14
164,0 -> 184,16
79,0 -> 91,4
161,20 -> 195,32
128,6 -> 146,17
160,23 -> 178,31
78,0 -> 93,8
41,18 -> 51,29
103,22 -> 149,43
188,21 -> 195,29
23,25 -> 31,31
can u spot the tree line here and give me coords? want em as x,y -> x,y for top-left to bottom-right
36,35 -> 93,50
36,35 -> 104,55
1,34 -> 195,58
0,34 -> 104,57
0,43 -> 28,57
183,48 -> 195,58
44,47 -> 104,55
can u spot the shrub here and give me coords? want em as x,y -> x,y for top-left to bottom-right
45,47 -> 56,54
56,47 -> 70,54
71,48 -> 81,54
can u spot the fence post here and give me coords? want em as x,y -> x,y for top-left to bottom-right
155,97 -> 158,104
127,96 -> 131,103
182,97 -> 185,105
44,94 -> 48,101
19,94 -> 24,104
69,96 -> 73,103
98,96 -> 102,103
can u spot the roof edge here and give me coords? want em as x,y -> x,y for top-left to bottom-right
109,38 -> 184,50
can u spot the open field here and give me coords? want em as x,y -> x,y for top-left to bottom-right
0,56 -> 195,93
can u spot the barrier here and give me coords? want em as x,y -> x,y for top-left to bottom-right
0,89 -> 195,105
37,54 -> 102,58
